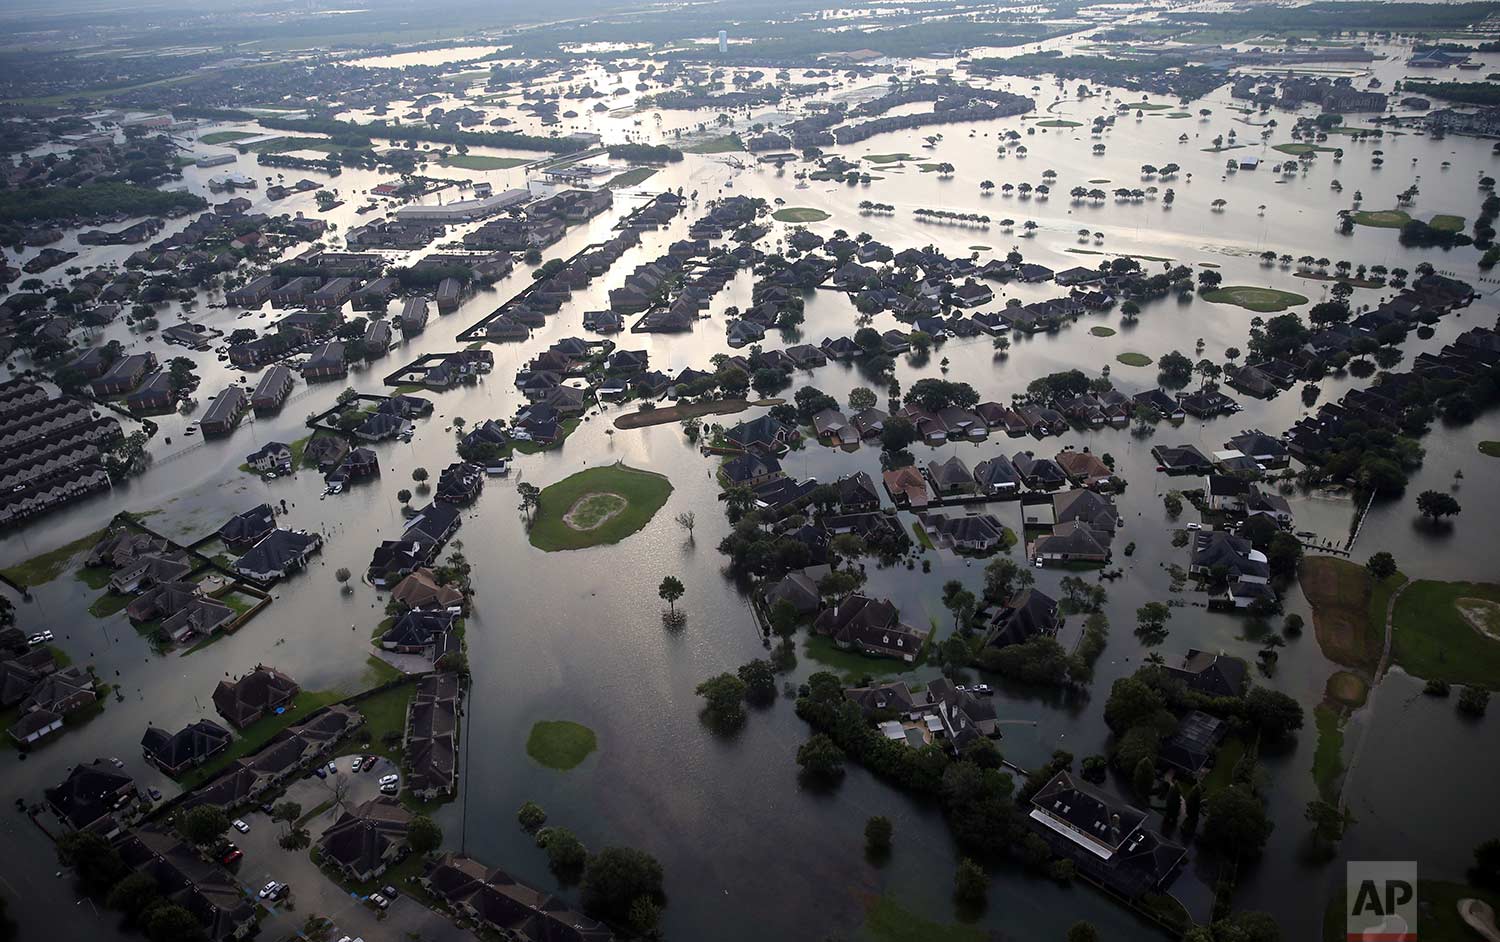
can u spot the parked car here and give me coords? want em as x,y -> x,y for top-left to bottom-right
369,893 -> 388,910
379,783 -> 398,796
147,787 -> 162,801
232,819 -> 250,833
378,774 -> 399,787
360,756 -> 378,772
222,848 -> 243,865
108,757 -> 124,769
313,766 -> 327,779
258,881 -> 280,899
326,761 -> 338,774
1186,522 -> 1203,531
382,885 -> 399,899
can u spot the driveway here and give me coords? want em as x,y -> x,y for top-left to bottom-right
224,752 -> 471,942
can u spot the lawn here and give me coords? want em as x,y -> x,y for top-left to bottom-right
242,136 -> 342,154
1272,142 -> 1336,156
1090,326 -> 1116,337
606,166 -> 658,189
1202,735 -> 1246,798
1350,209 -> 1412,229
2,527 -> 108,589
863,893 -> 986,942
773,207 -> 831,223
1480,441 -> 1500,458
440,154 -> 529,170
525,720 -> 598,770
910,521 -> 934,552
77,566 -> 113,590
1300,557 -> 1386,673
1311,704 -> 1345,802
1429,213 -> 1466,232
685,134 -> 744,154
1200,286 -> 1308,312
200,131 -> 258,145
803,632 -> 919,680
1323,881 -> 1500,942
528,463 -> 673,551
178,689 -> 345,789
863,153 -> 915,163
1391,579 -> 1500,687
1035,119 -> 1082,128
354,680 -> 419,762
1116,352 -> 1153,367
613,398 -> 775,429
88,592 -> 132,619
512,417 -> 580,454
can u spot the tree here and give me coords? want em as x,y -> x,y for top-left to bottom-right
797,733 -> 846,781
675,511 -> 695,539
539,827 -> 588,879
518,801 -> 547,831
945,588 -> 977,631
737,659 -> 776,705
1133,755 -> 1156,798
658,575 -> 685,613
146,904 -> 207,942
106,872 -> 161,925
954,858 -> 987,905
1365,551 -> 1397,582
1306,798 -> 1349,844
1202,785 -> 1273,858
879,416 -> 918,453
865,816 -> 893,854
1459,686 -> 1490,716
412,466 -> 429,484
1246,687 -> 1304,738
769,598 -> 800,638
1471,838 -> 1500,891
56,830 -> 127,896
1416,490 -> 1461,521
271,801 -> 303,833
580,847 -> 665,923
397,488 -> 412,505
1104,676 -> 1167,734
517,482 -> 540,524
178,805 -> 229,846
848,386 -> 878,411
696,673 -> 747,730
408,814 -> 442,854
1068,923 -> 1100,942
1135,602 -> 1171,642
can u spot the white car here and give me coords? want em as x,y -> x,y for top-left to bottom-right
109,757 -> 124,769
379,783 -> 398,796
1186,522 -> 1203,531
378,774 -> 399,787
232,819 -> 250,833
369,893 -> 388,910
258,881 -> 279,899
326,761 -> 338,774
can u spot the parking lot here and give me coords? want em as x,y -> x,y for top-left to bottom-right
223,752 -> 471,942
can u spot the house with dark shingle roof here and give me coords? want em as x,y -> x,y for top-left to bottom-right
45,762 -> 135,834
1165,649 -> 1248,698
141,719 -> 232,778
218,503 -> 276,552
212,666 -> 299,729
985,588 -> 1059,648
232,528 -> 321,582
317,796 -> 412,881
813,594 -> 930,662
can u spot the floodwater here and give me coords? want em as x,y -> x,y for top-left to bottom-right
3,36 -> 1499,942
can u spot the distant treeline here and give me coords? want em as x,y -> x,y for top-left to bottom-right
1401,80 -> 1500,107
606,143 -> 683,164
257,116 -> 586,155
0,183 -> 206,224
1164,1 -> 1499,32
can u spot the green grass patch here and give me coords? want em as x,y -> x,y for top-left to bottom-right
1391,579 -> 1500,687
1311,704 -> 1345,802
802,632 -> 919,681
1035,119 -> 1082,128
863,153 -> 914,164
1116,352 -> 1153,367
440,154 -> 529,170
911,521 -> 934,552
512,417 -> 579,455
1202,734 -> 1246,798
605,166 -> 658,189
685,134 -> 744,154
772,206 -> 831,223
863,892 -> 986,942
1272,142 -> 1336,156
1130,102 -> 1173,111
1479,441 -> 1500,458
178,689 -> 345,789
76,566 -> 113,590
353,680 -> 418,762
1200,286 -> 1308,312
525,720 -> 598,770
200,131 -> 258,145
1202,144 -> 1246,152
88,592 -> 132,619
242,136 -> 343,154
528,462 -> 673,551
360,655 -> 403,687
1429,213 -> 1465,232
1090,326 -> 1117,337
2,527 -> 108,589
1166,112 -> 1193,118
1350,209 -> 1411,229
